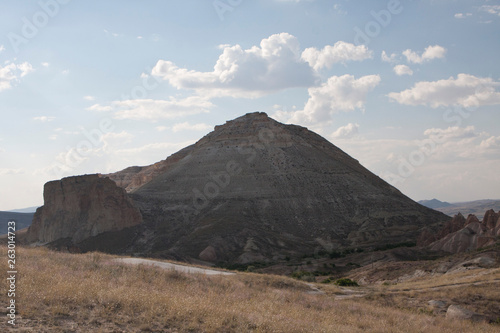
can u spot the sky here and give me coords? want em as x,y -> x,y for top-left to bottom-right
0,0 -> 499,210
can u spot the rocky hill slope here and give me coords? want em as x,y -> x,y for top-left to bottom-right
106,112 -> 448,262
26,112 -> 449,263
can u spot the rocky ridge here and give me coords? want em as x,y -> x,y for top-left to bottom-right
421,209 -> 500,253
26,174 -> 143,245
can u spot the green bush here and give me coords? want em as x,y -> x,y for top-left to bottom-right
291,270 -> 316,282
334,278 -> 358,287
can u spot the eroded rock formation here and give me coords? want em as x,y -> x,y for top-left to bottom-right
426,209 -> 500,253
26,174 -> 142,244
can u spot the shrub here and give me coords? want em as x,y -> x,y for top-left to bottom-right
334,278 -> 358,287
291,270 -> 316,282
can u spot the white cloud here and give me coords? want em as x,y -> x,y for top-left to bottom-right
0,168 -> 24,176
86,104 -> 113,112
480,5 -> 500,17
112,97 -> 213,120
62,69 -> 69,75
41,62 -> 50,67
454,13 -> 472,19
289,74 -> 381,123
172,122 -> 212,133
301,41 -> 372,71
84,95 -> 95,101
33,116 -> 55,122
388,74 -> 500,108
331,123 -> 359,139
403,45 -> 446,64
381,51 -> 398,63
423,126 -> 477,141
152,33 -> 319,97
0,45 -> 5,53
155,126 -> 168,132
0,61 -> 34,92
393,64 -> 413,76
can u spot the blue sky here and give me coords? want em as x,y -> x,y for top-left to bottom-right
1,0 -> 499,210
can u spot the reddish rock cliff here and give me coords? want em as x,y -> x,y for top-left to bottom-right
26,174 -> 142,244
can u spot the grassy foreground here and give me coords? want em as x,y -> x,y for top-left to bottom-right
1,246 -> 498,332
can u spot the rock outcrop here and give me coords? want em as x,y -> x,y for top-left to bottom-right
426,209 -> 500,253
105,145 -> 195,192
26,174 -> 142,245
446,305 -> 489,322
107,112 -> 448,263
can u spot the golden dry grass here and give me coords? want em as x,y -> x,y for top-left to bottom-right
1,246 -> 498,332
362,267 -> 500,319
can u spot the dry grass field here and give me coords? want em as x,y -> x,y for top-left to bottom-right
1,246 -> 499,332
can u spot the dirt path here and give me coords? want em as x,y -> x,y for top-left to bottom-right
111,258 -> 235,275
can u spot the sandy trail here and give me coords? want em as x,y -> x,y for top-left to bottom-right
112,258 -> 235,276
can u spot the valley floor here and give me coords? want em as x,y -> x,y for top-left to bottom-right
1,246 -> 499,332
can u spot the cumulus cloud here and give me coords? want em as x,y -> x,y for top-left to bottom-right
388,74 -> 500,108
331,123 -> 359,139
480,136 -> 500,149
393,64 -> 413,76
301,41 -> 372,71
172,122 -> 212,133
152,33 -> 319,97
152,33 -> 373,98
0,61 -> 34,92
289,74 -> 381,123
403,45 -> 446,64
381,51 -> 398,63
0,45 -> 5,53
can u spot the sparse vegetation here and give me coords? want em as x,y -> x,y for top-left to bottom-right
373,241 -> 417,252
1,246 -> 498,332
334,278 -> 359,287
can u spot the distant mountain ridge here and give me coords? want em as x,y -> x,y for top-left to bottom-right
419,199 -> 500,219
7,206 -> 39,213
0,211 -> 34,235
418,199 -> 452,209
